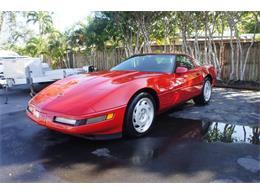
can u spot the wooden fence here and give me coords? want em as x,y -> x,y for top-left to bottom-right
69,42 -> 260,82
221,42 -> 260,82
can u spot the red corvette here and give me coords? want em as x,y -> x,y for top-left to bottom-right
27,53 -> 216,139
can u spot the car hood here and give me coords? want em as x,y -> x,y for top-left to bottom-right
30,70 -> 164,116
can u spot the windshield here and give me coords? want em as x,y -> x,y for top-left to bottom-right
111,54 -> 175,73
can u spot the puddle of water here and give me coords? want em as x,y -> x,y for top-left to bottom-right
91,148 -> 113,158
203,122 -> 260,145
237,156 -> 260,173
153,115 -> 259,145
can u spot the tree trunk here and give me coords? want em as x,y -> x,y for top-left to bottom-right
204,12 -> 209,64
241,13 -> 258,81
192,15 -> 200,62
229,28 -> 235,81
0,11 -> 4,34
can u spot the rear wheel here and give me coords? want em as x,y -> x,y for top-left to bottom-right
123,92 -> 155,137
193,78 -> 212,105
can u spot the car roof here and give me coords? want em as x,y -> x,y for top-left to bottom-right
130,53 -> 193,58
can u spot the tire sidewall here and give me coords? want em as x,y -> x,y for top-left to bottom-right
123,92 -> 156,137
202,78 -> 212,104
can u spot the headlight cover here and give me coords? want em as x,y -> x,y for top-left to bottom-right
53,113 -> 114,126
28,106 -> 40,118
54,117 -> 77,125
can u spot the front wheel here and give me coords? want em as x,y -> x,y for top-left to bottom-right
193,78 -> 212,105
123,92 -> 155,137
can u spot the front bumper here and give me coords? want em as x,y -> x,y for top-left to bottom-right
26,105 -> 126,137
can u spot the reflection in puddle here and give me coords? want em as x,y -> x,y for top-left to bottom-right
204,122 -> 260,145
153,114 -> 259,145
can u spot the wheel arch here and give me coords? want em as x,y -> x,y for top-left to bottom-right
205,74 -> 213,84
127,87 -> 160,112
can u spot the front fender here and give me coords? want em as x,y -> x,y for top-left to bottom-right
91,77 -> 161,111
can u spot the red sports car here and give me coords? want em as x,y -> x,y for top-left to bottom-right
27,53 -> 216,139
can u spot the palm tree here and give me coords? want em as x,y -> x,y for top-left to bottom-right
25,36 -> 48,57
26,11 -> 53,35
47,30 -> 68,68
25,11 -> 66,68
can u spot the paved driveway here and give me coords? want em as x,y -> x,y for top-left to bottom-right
171,88 -> 260,126
0,86 -> 259,182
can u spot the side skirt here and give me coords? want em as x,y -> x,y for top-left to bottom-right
77,132 -> 122,140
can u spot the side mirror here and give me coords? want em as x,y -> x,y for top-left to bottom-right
176,66 -> 188,74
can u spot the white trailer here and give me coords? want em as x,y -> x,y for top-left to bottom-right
0,50 -> 94,103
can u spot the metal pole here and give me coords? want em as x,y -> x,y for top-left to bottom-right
4,84 -> 8,104
28,67 -> 36,97
63,70 -> 66,78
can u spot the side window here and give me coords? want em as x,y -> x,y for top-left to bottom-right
175,55 -> 194,70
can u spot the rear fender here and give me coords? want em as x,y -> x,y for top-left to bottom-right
202,65 -> 217,85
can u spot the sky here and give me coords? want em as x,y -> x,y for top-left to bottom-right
52,11 -> 93,32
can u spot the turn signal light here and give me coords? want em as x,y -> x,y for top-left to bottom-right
106,113 -> 114,120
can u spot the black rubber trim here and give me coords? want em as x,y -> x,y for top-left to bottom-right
26,107 -> 32,113
77,132 -> 122,140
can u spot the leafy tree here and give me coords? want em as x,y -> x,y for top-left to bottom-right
241,12 -> 260,33
65,23 -> 86,51
83,15 -> 115,50
27,11 -> 53,35
101,11 -> 142,56
47,30 -> 68,68
0,11 -> 34,49
24,36 -> 47,57
0,11 -> 16,33
151,12 -> 178,51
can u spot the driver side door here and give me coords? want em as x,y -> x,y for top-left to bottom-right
172,55 -> 201,103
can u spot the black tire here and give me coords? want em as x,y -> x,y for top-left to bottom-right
123,92 -> 156,138
193,78 -> 212,105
